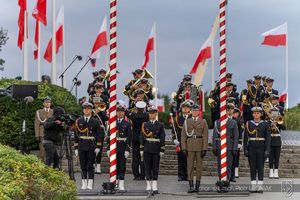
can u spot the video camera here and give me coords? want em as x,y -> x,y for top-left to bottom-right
57,113 -> 79,127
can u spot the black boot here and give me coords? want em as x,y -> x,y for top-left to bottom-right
195,181 -> 200,193
188,181 -> 194,193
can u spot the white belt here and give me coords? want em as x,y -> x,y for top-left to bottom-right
146,138 -> 160,142
80,136 -> 95,140
271,134 -> 281,137
249,138 -> 265,141
117,137 -> 127,141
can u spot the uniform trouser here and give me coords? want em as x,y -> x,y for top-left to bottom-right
248,145 -> 265,181
269,146 -> 281,169
177,150 -> 187,178
231,150 -> 240,178
38,137 -> 45,160
95,139 -> 104,164
44,142 -> 59,168
187,151 -> 202,181
144,152 -> 160,180
132,138 -> 145,178
117,152 -> 126,180
79,150 -> 95,179
217,150 -> 233,180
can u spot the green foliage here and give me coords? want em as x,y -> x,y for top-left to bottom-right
285,105 -> 300,131
0,79 -> 81,150
0,144 -> 77,199
0,27 -> 9,66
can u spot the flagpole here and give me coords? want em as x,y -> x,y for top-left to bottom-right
62,5 -> 66,88
154,22 -> 158,108
23,10 -> 28,81
285,22 -> 289,109
37,21 -> 41,81
51,0 -> 57,84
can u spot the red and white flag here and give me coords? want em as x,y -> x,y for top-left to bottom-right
261,23 -> 287,46
279,91 -> 288,103
90,16 -> 108,67
43,6 -> 64,63
33,20 -> 39,59
17,0 -> 27,49
191,15 -> 219,86
32,0 -> 47,25
140,25 -> 155,70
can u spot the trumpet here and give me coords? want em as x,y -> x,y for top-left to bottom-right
94,102 -> 107,112
275,116 -> 284,125
208,97 -> 216,108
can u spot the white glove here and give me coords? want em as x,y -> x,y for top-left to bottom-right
106,150 -> 110,157
173,139 -> 180,146
238,144 -> 243,150
74,149 -> 78,157
125,151 -> 130,159
160,152 -> 164,157
94,148 -> 100,156
140,151 -> 144,159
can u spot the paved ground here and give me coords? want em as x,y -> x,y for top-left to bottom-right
75,173 -> 300,200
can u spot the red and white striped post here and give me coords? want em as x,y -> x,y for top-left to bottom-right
219,0 -> 227,181
109,0 -> 117,184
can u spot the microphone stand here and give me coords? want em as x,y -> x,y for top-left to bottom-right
59,56 -> 82,87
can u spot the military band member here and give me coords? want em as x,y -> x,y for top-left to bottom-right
240,79 -> 254,123
130,88 -> 149,109
99,69 -> 110,97
244,107 -> 271,193
171,101 -> 192,181
124,69 -> 144,108
269,94 -> 285,179
181,104 -> 208,193
232,107 -> 244,179
253,75 -> 265,104
125,101 -> 149,180
87,71 -> 100,95
140,106 -> 165,194
226,82 -> 239,106
209,81 -> 220,127
74,102 -> 104,190
107,105 -> 132,191
34,97 -> 53,161
263,77 -> 279,101
212,103 -> 239,183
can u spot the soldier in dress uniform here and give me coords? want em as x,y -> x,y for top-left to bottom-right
181,104 -> 209,193
226,82 -> 239,106
34,97 -> 53,161
268,94 -> 285,179
253,75 -> 265,104
140,106 -> 165,194
263,77 -> 279,102
74,102 -> 104,190
171,101 -> 192,181
107,105 -> 132,190
208,81 -> 220,128
125,101 -> 149,180
87,71 -> 100,96
98,69 -> 110,97
212,103 -> 239,184
244,107 -> 271,193
240,79 -> 254,123
232,107 -> 244,180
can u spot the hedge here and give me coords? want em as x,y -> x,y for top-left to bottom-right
0,144 -> 77,199
0,78 -> 81,151
285,105 -> 300,131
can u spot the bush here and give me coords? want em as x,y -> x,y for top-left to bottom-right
0,79 -> 81,150
285,105 -> 300,131
0,144 -> 77,199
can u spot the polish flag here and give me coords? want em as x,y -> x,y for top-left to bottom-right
279,91 -> 288,103
33,21 -> 39,59
43,6 -> 63,63
32,0 -> 47,26
17,0 -> 27,49
261,23 -> 287,46
149,99 -> 164,112
140,25 -> 155,70
90,16 -> 108,67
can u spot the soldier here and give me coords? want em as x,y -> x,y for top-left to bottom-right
244,107 -> 271,193
253,75 -> 265,104
130,88 -> 149,109
181,104 -> 208,193
140,106 -> 165,194
171,101 -> 191,181
263,77 -> 279,102
107,105 -> 132,190
212,103 -> 239,184
74,102 -> 104,190
34,97 -> 53,161
240,79 -> 254,123
269,94 -> 285,179
208,81 -> 220,128
232,107 -> 244,180
226,82 -> 239,106
87,71 -> 100,96
99,69 -> 110,97
125,101 -> 149,180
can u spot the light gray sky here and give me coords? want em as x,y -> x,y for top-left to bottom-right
0,0 -> 300,107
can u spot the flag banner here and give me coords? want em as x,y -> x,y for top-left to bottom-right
261,23 -> 287,46
140,25 -> 154,70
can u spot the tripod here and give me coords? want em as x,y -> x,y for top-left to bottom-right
59,129 -> 75,180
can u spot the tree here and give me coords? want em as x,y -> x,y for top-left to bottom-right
0,28 -> 9,66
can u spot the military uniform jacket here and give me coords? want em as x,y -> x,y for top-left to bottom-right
233,117 -> 244,145
244,120 -> 271,152
240,89 -> 252,112
270,105 -> 286,146
140,121 -> 165,154
171,114 -> 191,142
212,118 -> 239,151
125,110 -> 149,135
116,119 -> 132,153
181,118 -> 208,152
34,108 -> 53,138
227,91 -> 240,107
74,116 -> 103,151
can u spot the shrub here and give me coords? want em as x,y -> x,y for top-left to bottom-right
0,144 -> 77,199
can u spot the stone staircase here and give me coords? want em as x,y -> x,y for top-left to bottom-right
62,141 -> 300,178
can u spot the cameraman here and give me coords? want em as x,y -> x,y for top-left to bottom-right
43,107 -> 65,168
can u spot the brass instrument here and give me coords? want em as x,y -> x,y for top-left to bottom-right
275,116 -> 284,125
208,97 -> 216,108
95,101 -> 107,112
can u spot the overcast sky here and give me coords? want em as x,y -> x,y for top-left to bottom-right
0,0 -> 300,107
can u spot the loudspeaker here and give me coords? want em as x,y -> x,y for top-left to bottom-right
8,84 -> 38,99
